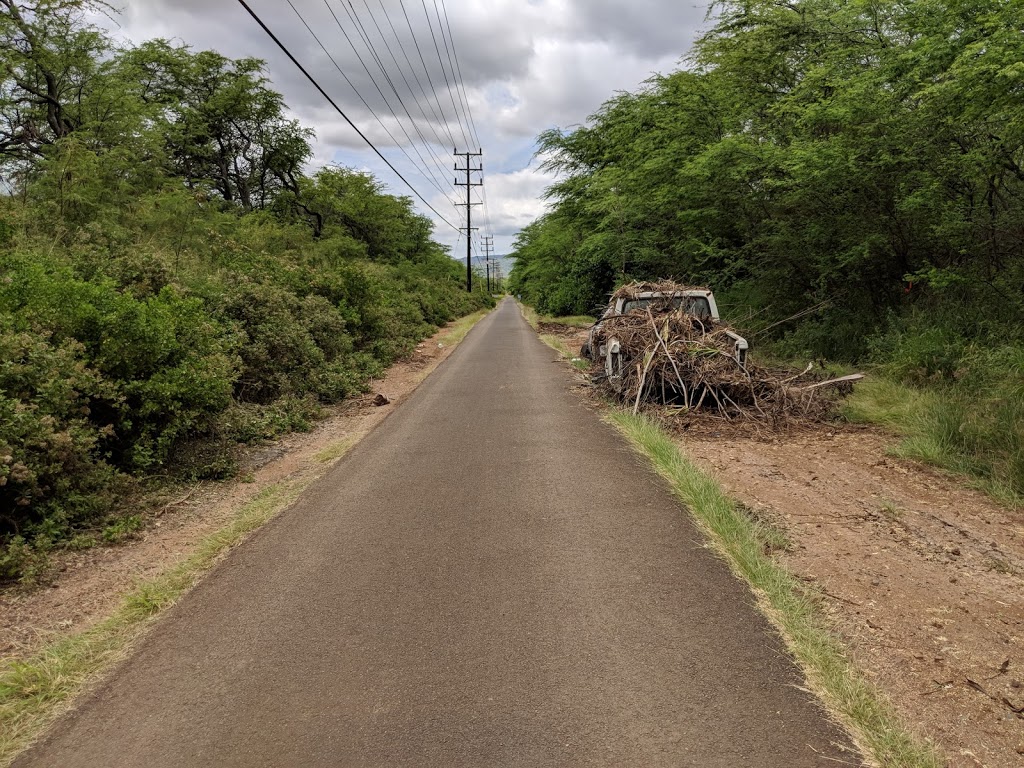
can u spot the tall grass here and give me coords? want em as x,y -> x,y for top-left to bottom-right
845,344 -> 1024,506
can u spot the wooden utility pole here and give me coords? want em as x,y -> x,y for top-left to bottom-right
454,149 -> 483,292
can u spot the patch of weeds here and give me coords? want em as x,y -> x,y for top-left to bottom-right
64,534 -> 99,552
539,334 -> 591,372
985,557 -> 1016,576
844,376 -> 1024,507
436,309 -> 490,347
0,538 -> 52,586
101,515 -> 144,545
314,435 -> 359,465
879,501 -> 904,521
738,504 -> 792,555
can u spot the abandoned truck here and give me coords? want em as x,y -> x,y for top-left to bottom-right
581,287 -> 749,393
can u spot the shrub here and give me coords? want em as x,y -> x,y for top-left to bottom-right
0,321 -> 120,547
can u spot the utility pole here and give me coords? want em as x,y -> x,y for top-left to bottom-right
454,148 -> 483,292
483,235 -> 495,293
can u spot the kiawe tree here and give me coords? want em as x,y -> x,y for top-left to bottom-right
122,41 -> 314,211
0,0 -> 114,174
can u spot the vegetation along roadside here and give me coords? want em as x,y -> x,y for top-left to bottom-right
508,0 -> 1024,506
0,310 -> 492,766
0,1 -> 494,582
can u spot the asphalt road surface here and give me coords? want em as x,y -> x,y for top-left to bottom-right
18,298 -> 858,767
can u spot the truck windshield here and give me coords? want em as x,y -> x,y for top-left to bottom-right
621,296 -> 712,319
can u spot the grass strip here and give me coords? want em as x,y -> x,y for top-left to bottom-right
539,334 -> 590,371
0,307 -> 493,766
437,309 -> 490,346
844,378 -> 1023,507
606,410 -> 943,768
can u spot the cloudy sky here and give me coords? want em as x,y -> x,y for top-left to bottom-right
99,0 -> 714,259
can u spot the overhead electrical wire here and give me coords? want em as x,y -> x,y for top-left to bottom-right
233,0 -> 459,232
238,0 -> 491,249
398,0 -> 468,153
339,0 -> 458,195
319,0 -> 455,204
358,0 -> 455,152
375,0 -> 457,150
433,0 -> 480,149
418,0 -> 472,151
439,0 -> 481,148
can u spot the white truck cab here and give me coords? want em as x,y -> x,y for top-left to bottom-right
583,289 -> 749,391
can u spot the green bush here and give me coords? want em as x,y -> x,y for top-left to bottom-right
0,321 -> 120,554
0,259 -> 238,470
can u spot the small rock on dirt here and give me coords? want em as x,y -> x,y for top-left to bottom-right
372,394 -> 391,407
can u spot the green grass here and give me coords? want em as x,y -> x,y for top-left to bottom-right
517,302 -> 594,331
539,334 -> 590,371
541,314 -> 595,328
518,302 -> 591,371
844,377 -> 1024,507
0,481 -> 301,766
606,410 -> 943,768
436,309 -> 490,347
313,435 -> 360,465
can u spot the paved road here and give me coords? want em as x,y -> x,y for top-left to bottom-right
18,298 -> 857,767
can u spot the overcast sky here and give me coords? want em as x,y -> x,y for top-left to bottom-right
99,1 -> 713,259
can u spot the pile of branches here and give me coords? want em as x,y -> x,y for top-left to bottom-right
592,283 -> 853,426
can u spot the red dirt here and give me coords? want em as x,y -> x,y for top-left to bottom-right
687,429 -> 1024,768
544,319 -> 1024,766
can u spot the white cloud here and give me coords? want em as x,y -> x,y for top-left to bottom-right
97,0 -> 713,254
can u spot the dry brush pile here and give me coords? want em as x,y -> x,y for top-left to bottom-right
591,283 -> 858,427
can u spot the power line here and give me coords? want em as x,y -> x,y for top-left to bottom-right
233,0 -> 460,231
398,0 -> 463,152
418,0 -> 471,150
375,0 -> 456,149
359,0 -> 454,152
321,0 -> 455,202
435,0 -> 480,149
343,0 -> 460,196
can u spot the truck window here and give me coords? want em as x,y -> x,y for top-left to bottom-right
621,296 -> 712,319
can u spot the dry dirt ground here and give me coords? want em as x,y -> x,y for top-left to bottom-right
0,324 -> 466,662
547,321 -> 1024,768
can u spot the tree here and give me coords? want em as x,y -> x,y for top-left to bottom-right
121,41 -> 313,211
0,0 -> 113,175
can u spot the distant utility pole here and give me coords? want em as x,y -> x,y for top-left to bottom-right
483,235 -> 495,293
454,148 -> 483,292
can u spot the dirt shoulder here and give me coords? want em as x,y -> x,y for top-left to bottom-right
690,429 -> 1024,768
0,315 -> 483,663
543,319 -> 1024,767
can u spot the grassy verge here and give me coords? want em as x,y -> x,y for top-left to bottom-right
517,302 -> 595,329
843,377 -> 1023,507
437,309 -> 490,347
0,307 -> 493,767
606,410 -> 943,768
517,302 -> 592,371
539,334 -> 590,372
